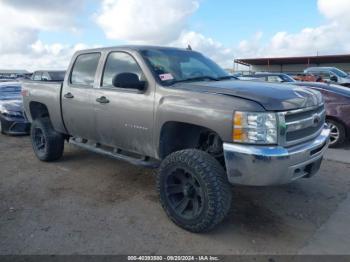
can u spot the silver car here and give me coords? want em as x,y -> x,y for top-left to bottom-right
304,67 -> 350,87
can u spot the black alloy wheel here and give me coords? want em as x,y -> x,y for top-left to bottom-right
33,127 -> 47,154
165,167 -> 204,220
30,118 -> 64,161
158,149 -> 232,233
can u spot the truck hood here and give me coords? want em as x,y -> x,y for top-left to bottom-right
174,80 -> 323,111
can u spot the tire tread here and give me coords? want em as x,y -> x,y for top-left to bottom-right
31,117 -> 64,161
157,149 -> 232,233
327,119 -> 346,148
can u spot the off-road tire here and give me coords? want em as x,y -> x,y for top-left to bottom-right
327,119 -> 346,148
0,119 -> 4,134
157,149 -> 232,233
31,117 -> 64,161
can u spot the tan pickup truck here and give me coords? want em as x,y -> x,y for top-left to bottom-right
22,46 -> 330,232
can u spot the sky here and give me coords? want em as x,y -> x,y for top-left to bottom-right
0,0 -> 350,71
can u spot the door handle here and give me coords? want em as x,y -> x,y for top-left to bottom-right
64,92 -> 74,99
96,96 -> 110,104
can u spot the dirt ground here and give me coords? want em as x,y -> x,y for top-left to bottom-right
1,135 -> 350,255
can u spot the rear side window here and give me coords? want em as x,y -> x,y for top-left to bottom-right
33,72 -> 42,81
70,53 -> 101,86
42,72 -> 50,81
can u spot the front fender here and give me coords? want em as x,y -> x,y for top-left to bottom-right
153,88 -> 265,158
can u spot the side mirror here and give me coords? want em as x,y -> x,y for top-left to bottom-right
330,75 -> 338,82
112,73 -> 146,90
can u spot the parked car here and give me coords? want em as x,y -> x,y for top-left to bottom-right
0,82 -> 30,135
237,75 -> 265,81
250,73 -> 297,83
293,73 -> 322,82
31,70 -> 66,82
304,67 -> 350,87
248,72 -> 350,147
290,82 -> 350,147
0,79 -> 16,83
22,46 -> 330,232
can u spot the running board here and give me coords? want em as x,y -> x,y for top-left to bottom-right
69,137 -> 160,168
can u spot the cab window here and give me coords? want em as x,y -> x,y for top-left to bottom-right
70,53 -> 101,86
102,52 -> 144,88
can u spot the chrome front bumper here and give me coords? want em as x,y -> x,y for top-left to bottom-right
223,127 -> 330,186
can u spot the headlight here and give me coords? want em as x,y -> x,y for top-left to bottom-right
1,108 -> 22,117
233,111 -> 278,144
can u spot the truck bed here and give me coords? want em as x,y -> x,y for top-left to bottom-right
22,80 -> 67,134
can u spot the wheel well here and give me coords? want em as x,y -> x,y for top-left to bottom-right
29,102 -> 50,120
159,122 -> 224,161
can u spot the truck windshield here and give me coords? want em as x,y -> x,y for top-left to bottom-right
140,49 -> 233,85
330,68 -> 348,78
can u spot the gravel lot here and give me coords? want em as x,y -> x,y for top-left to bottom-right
1,135 -> 350,255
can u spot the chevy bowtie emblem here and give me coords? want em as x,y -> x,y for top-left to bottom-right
312,114 -> 321,127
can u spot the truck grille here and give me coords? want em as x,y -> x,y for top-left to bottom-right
279,104 -> 326,147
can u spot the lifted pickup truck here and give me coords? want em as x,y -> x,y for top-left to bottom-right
22,46 -> 330,232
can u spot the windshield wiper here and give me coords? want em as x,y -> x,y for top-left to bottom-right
171,76 -> 219,84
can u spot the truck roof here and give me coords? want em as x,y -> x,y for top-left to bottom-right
74,45 -> 189,55
33,70 -> 66,74
33,70 -> 66,73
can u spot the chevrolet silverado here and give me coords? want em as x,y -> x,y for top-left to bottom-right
22,46 -> 330,232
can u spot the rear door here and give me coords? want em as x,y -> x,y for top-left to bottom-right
61,52 -> 101,140
93,51 -> 155,156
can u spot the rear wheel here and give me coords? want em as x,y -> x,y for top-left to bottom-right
326,119 -> 346,148
31,117 -> 64,161
157,149 -> 232,233
0,119 -> 3,134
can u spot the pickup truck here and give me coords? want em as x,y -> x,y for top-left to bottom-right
22,46 -> 330,232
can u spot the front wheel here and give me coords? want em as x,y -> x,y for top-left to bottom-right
31,117 -> 64,161
326,119 -> 346,148
157,149 -> 232,233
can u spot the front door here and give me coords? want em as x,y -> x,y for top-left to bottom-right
62,52 -> 101,140
94,51 -> 154,156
